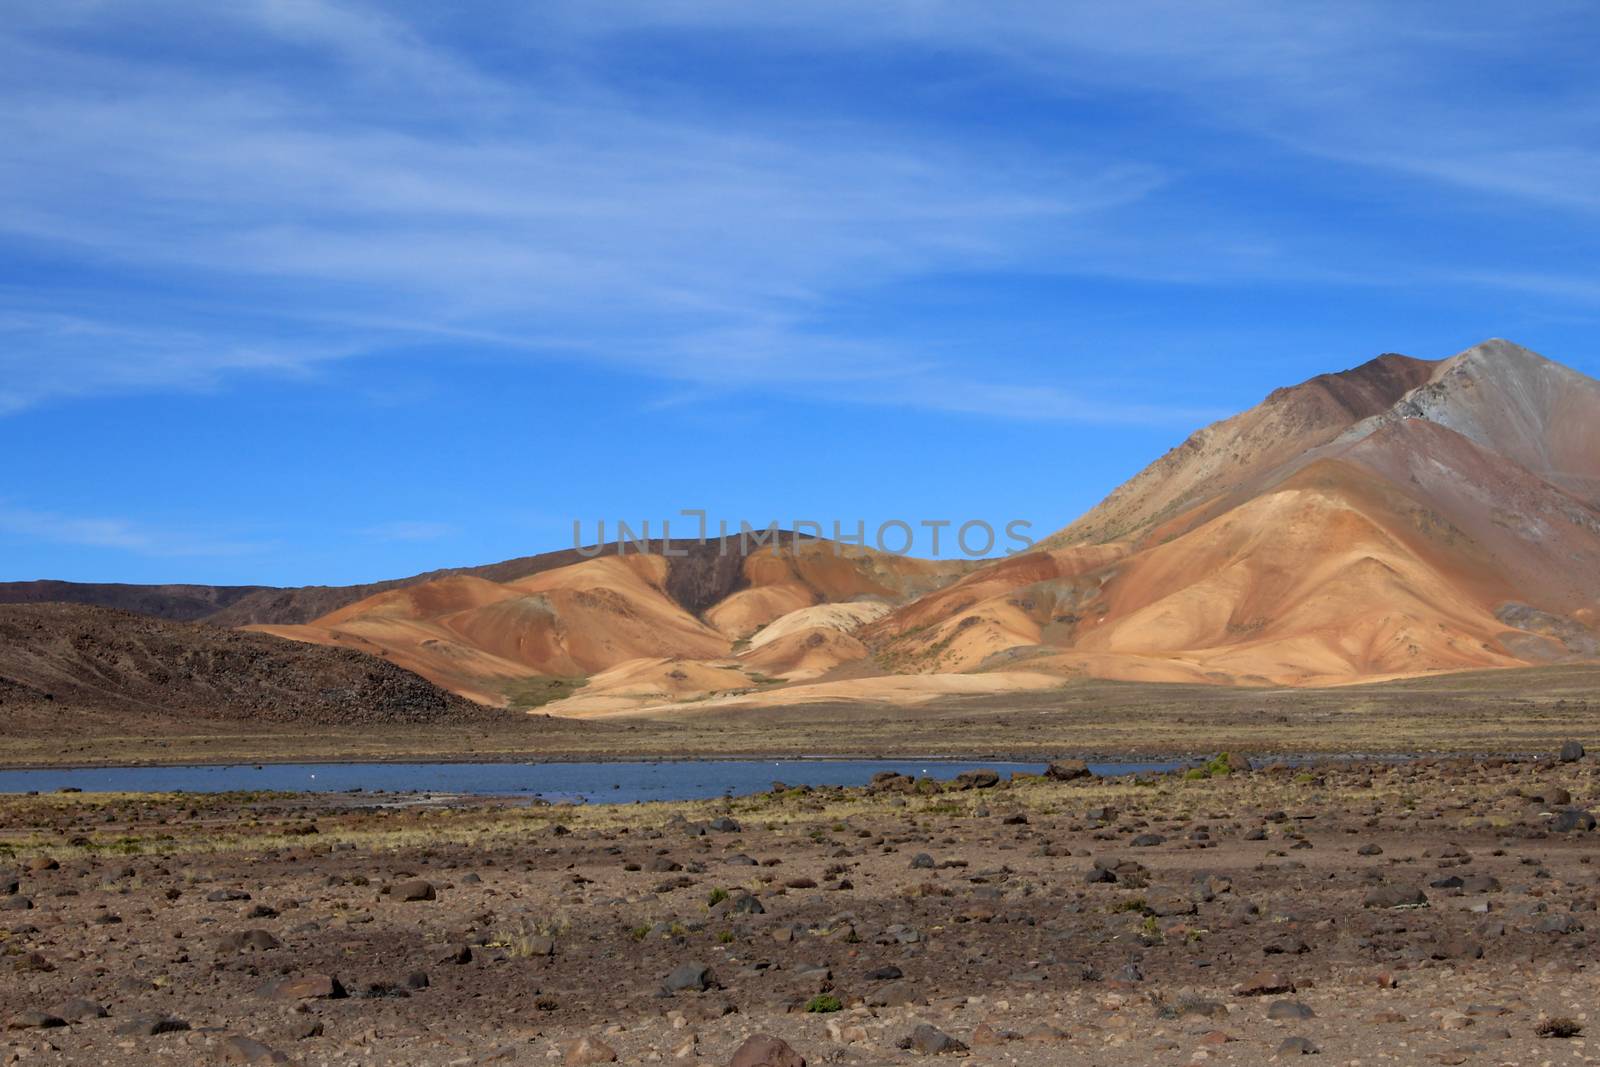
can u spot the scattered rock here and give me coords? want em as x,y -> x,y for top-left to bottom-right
1553,809 -> 1596,832
1237,971 -> 1296,996
48,998 -> 107,1022
113,1015 -> 190,1037
899,1023 -> 967,1055
218,929 -> 282,953
728,1033 -> 806,1067
258,974 -> 347,1000
220,1035 -> 291,1064
563,1036 -> 619,1066
663,962 -> 716,994
952,769 -> 1000,790
1267,1000 -> 1315,1021
1276,1035 -> 1320,1055
1363,885 -> 1427,909
1044,760 -> 1091,781
393,879 -> 436,902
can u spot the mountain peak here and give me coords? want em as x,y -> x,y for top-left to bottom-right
1376,339 -> 1600,504
1049,349 -> 1437,548
1437,338 -> 1567,382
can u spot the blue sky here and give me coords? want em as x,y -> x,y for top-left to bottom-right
3,1 -> 1599,585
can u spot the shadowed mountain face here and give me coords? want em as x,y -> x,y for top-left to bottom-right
7,339 -> 1598,716
0,603 -> 497,726
0,580 -> 272,623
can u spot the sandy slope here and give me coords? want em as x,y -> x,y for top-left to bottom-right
543,656 -> 757,716
254,542 -> 964,708
744,600 -> 891,650
704,543 -> 965,638
738,627 -> 872,681
568,668 -> 1070,718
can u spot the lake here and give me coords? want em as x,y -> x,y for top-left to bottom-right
0,758 -> 1187,803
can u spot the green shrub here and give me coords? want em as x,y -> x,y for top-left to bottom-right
805,994 -> 843,1013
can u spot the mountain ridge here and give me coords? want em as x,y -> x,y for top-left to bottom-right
5,338 -> 1596,715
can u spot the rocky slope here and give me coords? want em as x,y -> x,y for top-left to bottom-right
0,604 -> 498,727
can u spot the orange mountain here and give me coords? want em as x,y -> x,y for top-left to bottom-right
250,540 -> 968,706
255,339 -> 1600,711
867,339 -> 1600,688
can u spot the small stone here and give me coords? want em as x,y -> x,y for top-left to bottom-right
220,1035 -> 290,1064
564,1036 -> 619,1066
663,962 -> 716,993
1553,809 -> 1596,832
113,1015 -> 190,1037
393,879 -> 436,901
1236,971 -> 1295,996
1536,1017 -> 1582,1038
952,769 -> 1000,790
1267,1000 -> 1315,1021
899,1024 -> 967,1055
48,998 -> 107,1022
727,1033 -> 806,1067
1534,913 -> 1583,934
258,974 -> 346,1000
968,1022 -> 1012,1046
218,929 -> 282,953
1045,760 -> 1091,781
1362,885 -> 1427,909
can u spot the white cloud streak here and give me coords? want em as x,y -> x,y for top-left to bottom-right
0,502 -> 270,558
0,1 -> 1596,417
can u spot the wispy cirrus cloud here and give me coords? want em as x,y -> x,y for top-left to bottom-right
1,0 -> 1597,424
0,502 -> 270,558
559,1 -> 1600,213
0,1 -> 1180,418
360,520 -> 458,543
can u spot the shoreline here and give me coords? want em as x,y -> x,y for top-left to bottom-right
0,748 -> 1463,774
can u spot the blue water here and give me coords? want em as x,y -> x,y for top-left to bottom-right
0,759 -> 1185,803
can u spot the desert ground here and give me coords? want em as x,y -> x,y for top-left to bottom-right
4,754 -> 1600,1065
2,664 -> 1597,769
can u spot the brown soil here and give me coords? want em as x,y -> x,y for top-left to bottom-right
3,758 -> 1600,1064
